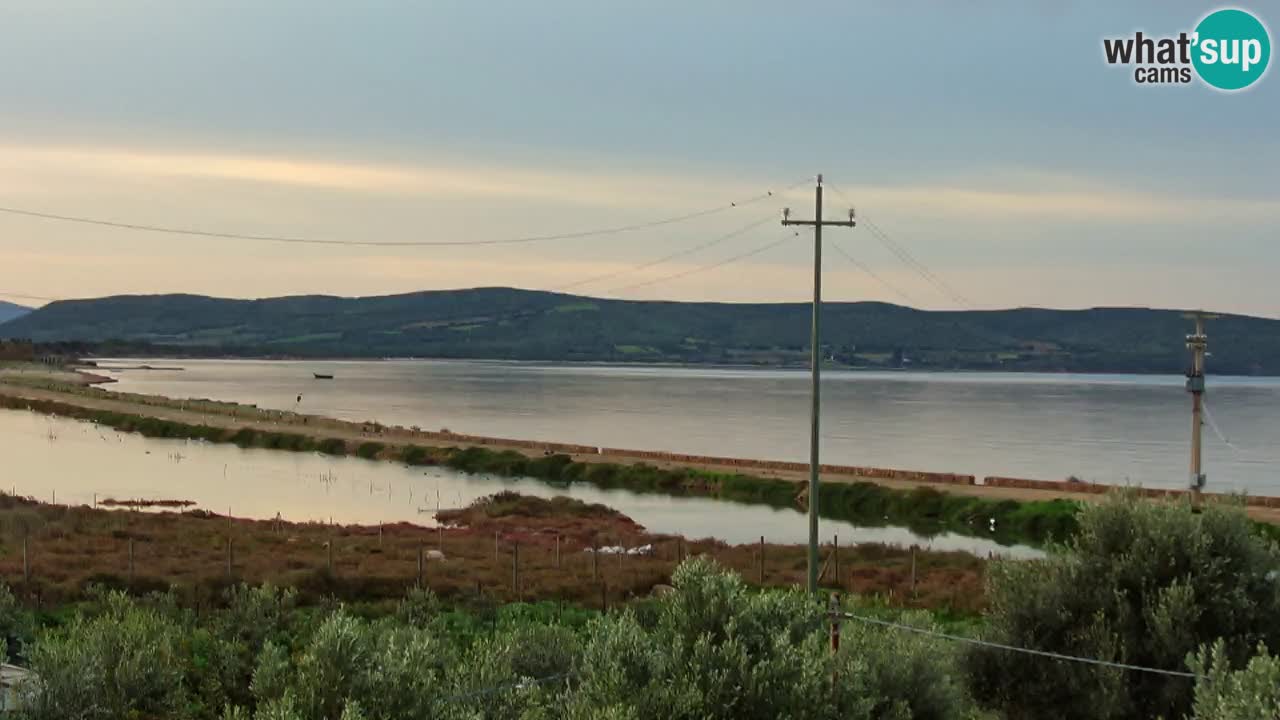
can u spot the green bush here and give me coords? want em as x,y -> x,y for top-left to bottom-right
566,556 -> 978,720
967,491 -> 1280,720
400,445 -> 433,466
23,590 -> 188,720
1188,641 -> 1280,720
230,428 -> 260,448
316,438 -> 347,455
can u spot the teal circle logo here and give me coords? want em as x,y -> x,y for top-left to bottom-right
1192,8 -> 1271,91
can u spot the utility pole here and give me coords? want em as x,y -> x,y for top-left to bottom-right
1184,312 -> 1217,503
782,174 -> 855,595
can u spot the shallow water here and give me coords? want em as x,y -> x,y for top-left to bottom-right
4,409 -> 1039,558
102,358 -> 1280,494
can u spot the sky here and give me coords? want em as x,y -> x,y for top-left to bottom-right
0,1 -> 1276,316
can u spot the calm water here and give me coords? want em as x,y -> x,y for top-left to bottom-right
2,409 -> 1034,557
102,359 -> 1280,494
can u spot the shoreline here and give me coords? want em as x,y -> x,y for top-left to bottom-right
88,354 -> 1280,378
10,370 -> 1269,508
1,371 -> 1090,499
3,372 -> 1278,537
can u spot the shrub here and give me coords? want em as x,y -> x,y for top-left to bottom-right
567,557 -> 977,720
400,445 -> 432,466
24,590 -> 188,720
1188,641 -> 1280,720
968,491 -> 1280,720
396,586 -> 442,628
316,438 -> 347,455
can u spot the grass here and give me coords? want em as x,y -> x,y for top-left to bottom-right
0,391 -> 1079,546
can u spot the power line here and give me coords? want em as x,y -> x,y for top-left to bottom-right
822,184 -> 973,307
554,215 -> 775,292
861,218 -> 973,307
836,611 -> 1203,680
828,241 -> 917,306
604,232 -> 798,295
0,177 -> 811,249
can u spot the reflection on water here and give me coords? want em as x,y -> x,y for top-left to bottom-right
4,409 -> 1038,558
102,359 -> 1280,493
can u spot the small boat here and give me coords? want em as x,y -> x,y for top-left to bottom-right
313,373 -> 334,380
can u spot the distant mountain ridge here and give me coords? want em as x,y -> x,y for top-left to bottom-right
0,300 -> 31,325
1,287 -> 1276,374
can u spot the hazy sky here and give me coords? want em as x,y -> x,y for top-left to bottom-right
0,1 -> 1276,315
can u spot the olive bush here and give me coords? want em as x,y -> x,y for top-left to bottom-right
22,590 -> 188,720
10,560 -> 983,720
1188,641 -> 1280,719
565,556 -> 977,720
968,492 -> 1280,720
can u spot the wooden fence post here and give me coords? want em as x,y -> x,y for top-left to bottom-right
226,538 -> 233,579
555,534 -> 561,569
128,539 -> 135,583
592,542 -> 599,580
327,538 -> 333,573
829,594 -> 842,654
417,544 -> 425,588
833,534 -> 840,588
512,542 -> 520,600
910,547 -> 917,596
758,535 -> 765,584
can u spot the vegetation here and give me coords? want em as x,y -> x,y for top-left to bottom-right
1189,642 -> 1280,719
967,492 -> 1280,720
0,393 -> 1078,546
0,493 -> 1276,718
3,287 -> 1277,373
442,446 -> 1080,545
444,491 -> 625,521
0,491 -> 987,612
4,559 -> 983,720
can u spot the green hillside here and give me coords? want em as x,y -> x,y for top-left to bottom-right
0,300 -> 29,325
2,287 -> 1276,374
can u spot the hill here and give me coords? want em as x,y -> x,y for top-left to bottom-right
1,287 -> 1276,374
0,300 -> 30,325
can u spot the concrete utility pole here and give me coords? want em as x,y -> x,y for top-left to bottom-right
782,174 -> 855,595
1184,312 -> 1217,503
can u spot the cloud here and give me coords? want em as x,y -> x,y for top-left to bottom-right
841,176 -> 1280,225
0,140 -> 759,209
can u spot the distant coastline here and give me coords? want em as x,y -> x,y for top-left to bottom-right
5,288 -> 1276,375
83,353 -> 1278,379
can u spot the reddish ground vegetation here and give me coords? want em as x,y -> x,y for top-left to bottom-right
436,491 -> 646,546
0,492 -> 988,614
97,498 -> 197,508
